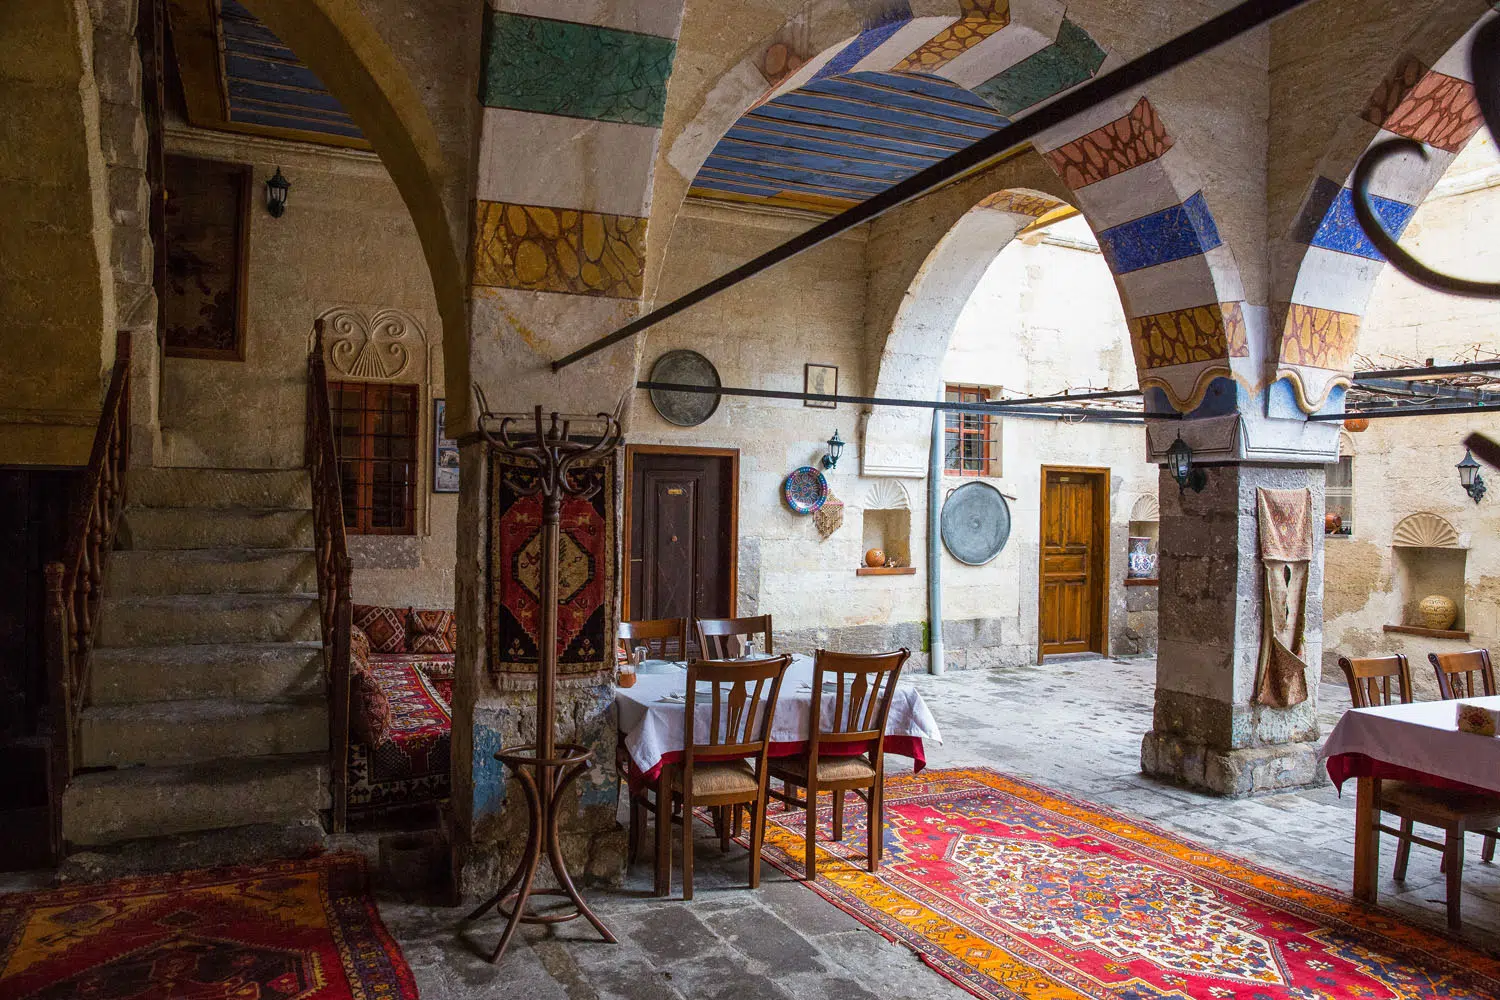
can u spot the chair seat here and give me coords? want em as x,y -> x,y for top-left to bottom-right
670,761 -> 758,797
1381,781 -> 1500,827
771,754 -> 876,785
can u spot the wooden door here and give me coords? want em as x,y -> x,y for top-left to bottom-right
1039,468 -> 1106,657
627,450 -> 736,657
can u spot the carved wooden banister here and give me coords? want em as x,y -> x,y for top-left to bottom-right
307,318 -> 353,832
45,330 -> 132,858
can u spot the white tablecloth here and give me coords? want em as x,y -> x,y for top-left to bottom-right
1319,696 -> 1500,793
614,654 -> 943,778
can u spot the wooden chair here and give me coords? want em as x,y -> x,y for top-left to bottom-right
1430,648 -> 1496,700
619,617 -> 687,662
655,654 -> 792,900
769,648 -> 910,880
1338,653 -> 1414,709
697,615 -> 773,659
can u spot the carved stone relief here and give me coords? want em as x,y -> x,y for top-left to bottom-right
1391,511 -> 1461,548
314,306 -> 426,382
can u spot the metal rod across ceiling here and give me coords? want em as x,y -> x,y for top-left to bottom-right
550,0 -> 1315,372
1308,402 -> 1500,421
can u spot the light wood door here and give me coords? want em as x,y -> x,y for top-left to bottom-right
1040,470 -> 1103,656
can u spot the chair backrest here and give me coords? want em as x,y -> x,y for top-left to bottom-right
619,618 -> 686,661
696,615 -> 773,659
1338,654 -> 1413,708
1429,649 -> 1497,700
683,655 -> 792,766
809,648 -> 910,761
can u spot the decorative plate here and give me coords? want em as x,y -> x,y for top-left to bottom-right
648,349 -> 721,427
783,466 -> 829,514
941,481 -> 1011,565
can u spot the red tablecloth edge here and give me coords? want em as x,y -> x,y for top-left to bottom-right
1325,751 -> 1495,797
628,736 -> 925,795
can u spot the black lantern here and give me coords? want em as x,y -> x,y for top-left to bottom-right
265,167 -> 290,218
821,429 -> 845,470
1458,447 -> 1486,503
1166,434 -> 1206,493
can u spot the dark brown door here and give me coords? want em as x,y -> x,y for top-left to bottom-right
1040,469 -> 1104,656
628,451 -> 735,656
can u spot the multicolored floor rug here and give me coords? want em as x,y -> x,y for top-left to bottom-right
0,854 -> 416,999
756,767 -> 1500,1000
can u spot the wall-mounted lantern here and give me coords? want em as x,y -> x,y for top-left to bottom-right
265,167 -> 290,218
1166,434 -> 1206,493
1458,447 -> 1486,504
821,429 -> 845,470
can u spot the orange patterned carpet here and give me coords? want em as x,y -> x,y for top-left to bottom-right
0,854 -> 415,999
755,767 -> 1500,999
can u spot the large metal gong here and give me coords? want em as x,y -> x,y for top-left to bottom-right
648,349 -> 721,426
941,481 -> 1011,566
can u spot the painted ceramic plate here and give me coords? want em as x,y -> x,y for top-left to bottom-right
783,466 -> 829,514
941,481 -> 1011,565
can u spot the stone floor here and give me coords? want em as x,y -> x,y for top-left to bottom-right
382,657 -> 1500,998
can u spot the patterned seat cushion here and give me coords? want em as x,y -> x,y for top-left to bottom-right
353,604 -> 410,653
407,609 -> 457,653
771,754 -> 876,784
347,657 -> 453,814
350,662 -> 392,745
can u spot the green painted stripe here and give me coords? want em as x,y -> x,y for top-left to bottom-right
973,20 -> 1105,117
479,10 -> 675,128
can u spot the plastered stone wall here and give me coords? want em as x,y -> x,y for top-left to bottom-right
159,128 -> 455,608
1322,133 -> 1500,697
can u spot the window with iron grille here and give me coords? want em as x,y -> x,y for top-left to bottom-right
944,385 -> 1000,477
330,381 -> 417,534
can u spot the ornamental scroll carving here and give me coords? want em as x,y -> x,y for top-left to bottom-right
314,306 -> 426,381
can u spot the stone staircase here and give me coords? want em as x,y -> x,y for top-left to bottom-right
61,468 -> 331,849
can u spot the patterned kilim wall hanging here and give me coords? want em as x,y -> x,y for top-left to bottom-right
487,451 -> 615,689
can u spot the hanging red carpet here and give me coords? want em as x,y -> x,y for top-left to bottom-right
757,767 -> 1500,999
0,854 -> 416,999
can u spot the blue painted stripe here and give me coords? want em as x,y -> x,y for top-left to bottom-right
227,52 -> 327,91
772,91 -> 996,139
231,107 -> 366,139
735,115 -> 963,156
694,170 -> 867,202
228,78 -> 352,116
803,74 -> 1007,129
1308,185 -> 1416,261
714,138 -> 918,182
812,19 -> 911,81
231,95 -> 357,127
700,156 -> 889,195
691,176 -> 790,198
1097,191 -> 1222,274
844,70 -> 1004,109
221,20 -> 295,57
725,124 -> 936,167
749,103 -> 975,150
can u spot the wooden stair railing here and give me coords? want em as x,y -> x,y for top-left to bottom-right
307,318 -> 353,832
44,331 -> 132,860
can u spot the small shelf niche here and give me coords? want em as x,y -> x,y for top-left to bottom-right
1390,512 -> 1467,631
860,480 -> 911,570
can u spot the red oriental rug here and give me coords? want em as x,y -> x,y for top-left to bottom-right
0,854 -> 416,999
753,767 -> 1500,999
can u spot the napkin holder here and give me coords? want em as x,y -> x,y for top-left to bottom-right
1456,701 -> 1500,737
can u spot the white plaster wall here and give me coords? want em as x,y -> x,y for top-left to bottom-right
1323,132 -> 1500,696
157,131 -> 456,608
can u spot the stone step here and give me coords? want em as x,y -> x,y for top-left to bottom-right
79,699 -> 328,768
62,754 -> 329,847
90,642 -> 325,704
98,594 -> 321,646
107,547 -> 317,596
119,507 -> 314,550
128,467 -> 312,510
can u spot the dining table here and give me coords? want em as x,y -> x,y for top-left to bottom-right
1319,695 -> 1500,903
613,653 -> 943,791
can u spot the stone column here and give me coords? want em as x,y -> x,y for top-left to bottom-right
1142,462 -> 1326,795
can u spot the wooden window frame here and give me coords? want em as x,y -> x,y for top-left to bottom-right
330,380 -> 419,535
944,384 -> 1001,477
1326,453 -> 1354,537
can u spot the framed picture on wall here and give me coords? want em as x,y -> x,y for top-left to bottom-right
433,399 -> 459,493
163,155 -> 251,361
804,363 -> 838,408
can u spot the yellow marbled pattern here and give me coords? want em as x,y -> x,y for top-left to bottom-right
1278,304 -> 1360,370
977,190 -> 1061,218
472,200 -> 645,299
1128,302 -> 1243,370
893,0 -> 1010,73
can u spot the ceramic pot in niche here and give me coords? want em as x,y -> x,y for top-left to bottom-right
865,548 -> 886,568
1126,537 -> 1155,578
1324,512 -> 1343,535
1418,594 -> 1458,631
